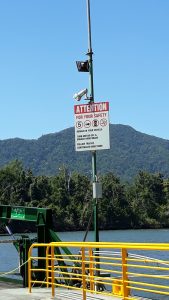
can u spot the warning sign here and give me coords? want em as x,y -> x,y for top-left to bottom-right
74,102 -> 110,151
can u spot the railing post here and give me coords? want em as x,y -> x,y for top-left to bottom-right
28,246 -> 32,293
89,248 -> 94,292
51,245 -> 55,298
81,247 -> 86,300
122,248 -> 129,299
46,245 -> 50,288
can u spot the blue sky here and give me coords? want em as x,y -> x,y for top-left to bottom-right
0,0 -> 168,140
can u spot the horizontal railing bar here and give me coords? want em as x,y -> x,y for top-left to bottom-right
128,279 -> 169,289
127,257 -> 169,264
0,240 -> 20,243
126,263 -> 169,271
30,242 -> 169,250
128,271 -> 169,280
130,285 -> 169,296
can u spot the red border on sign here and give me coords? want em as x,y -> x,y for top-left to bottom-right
74,101 -> 109,114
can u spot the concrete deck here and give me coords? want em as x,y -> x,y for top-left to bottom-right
0,284 -> 120,300
0,282 -> 151,300
0,288 -> 119,300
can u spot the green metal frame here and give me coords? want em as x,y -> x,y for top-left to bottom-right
0,205 -> 76,287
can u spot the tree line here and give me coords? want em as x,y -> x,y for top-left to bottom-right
0,160 -> 169,231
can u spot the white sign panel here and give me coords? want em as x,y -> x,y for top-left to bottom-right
74,102 -> 110,151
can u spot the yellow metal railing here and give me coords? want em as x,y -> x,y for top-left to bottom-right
28,242 -> 169,299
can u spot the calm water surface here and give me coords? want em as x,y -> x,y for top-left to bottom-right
1,229 -> 169,272
59,228 -> 169,243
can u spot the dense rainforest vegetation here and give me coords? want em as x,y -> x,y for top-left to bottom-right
0,160 -> 169,231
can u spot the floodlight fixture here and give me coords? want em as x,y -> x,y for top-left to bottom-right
76,60 -> 89,72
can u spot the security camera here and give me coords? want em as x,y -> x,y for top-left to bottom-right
73,88 -> 88,101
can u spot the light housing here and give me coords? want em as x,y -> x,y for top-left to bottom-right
76,60 -> 89,72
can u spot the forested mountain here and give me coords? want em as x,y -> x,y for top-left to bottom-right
1,124 -> 169,181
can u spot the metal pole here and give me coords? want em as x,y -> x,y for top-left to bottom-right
86,0 -> 99,243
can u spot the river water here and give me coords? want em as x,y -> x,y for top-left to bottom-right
1,228 -> 169,270
1,229 -> 169,299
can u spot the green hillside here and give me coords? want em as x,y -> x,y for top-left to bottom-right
1,124 -> 169,181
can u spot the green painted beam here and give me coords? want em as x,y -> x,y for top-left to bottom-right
0,205 -> 52,223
